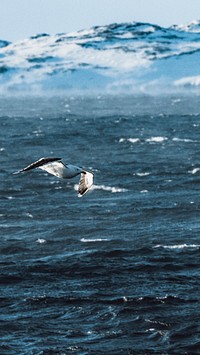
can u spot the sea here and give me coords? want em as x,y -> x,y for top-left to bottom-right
0,94 -> 200,354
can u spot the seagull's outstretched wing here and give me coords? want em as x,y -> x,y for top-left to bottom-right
14,157 -> 94,197
78,171 -> 94,197
13,157 -> 62,174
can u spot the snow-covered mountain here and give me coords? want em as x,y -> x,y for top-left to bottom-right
0,21 -> 200,94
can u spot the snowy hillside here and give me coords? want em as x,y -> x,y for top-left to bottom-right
0,21 -> 200,94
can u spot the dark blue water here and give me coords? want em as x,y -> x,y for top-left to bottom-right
0,95 -> 200,354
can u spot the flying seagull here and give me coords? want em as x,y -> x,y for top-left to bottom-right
14,157 -> 94,197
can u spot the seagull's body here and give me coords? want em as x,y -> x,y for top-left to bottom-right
14,157 -> 93,197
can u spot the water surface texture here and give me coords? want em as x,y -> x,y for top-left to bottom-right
0,95 -> 200,354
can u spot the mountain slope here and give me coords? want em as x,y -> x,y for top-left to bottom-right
0,21 -> 200,94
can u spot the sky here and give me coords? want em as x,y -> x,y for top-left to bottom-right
1,0 -> 200,42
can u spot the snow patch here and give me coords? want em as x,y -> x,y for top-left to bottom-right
0,21 -> 200,94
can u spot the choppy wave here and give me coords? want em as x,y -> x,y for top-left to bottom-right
188,167 -> 200,174
120,136 -> 198,145
36,238 -> 47,244
119,137 -> 168,144
134,172 -> 150,177
1,95 -> 200,354
146,136 -> 168,143
81,238 -> 109,243
154,244 -> 200,250
172,137 -> 198,143
119,137 -> 140,143
74,183 -> 128,194
93,184 -> 128,193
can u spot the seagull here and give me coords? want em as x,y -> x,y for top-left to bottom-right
14,157 -> 94,197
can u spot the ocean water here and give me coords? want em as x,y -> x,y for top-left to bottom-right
0,95 -> 200,354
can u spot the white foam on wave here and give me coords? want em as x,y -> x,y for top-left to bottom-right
74,184 -> 127,194
25,212 -> 33,218
188,167 -> 200,174
119,137 -> 168,144
119,138 -> 140,143
120,136 -> 199,147
81,238 -> 109,243
146,136 -> 168,143
154,244 -> 200,250
127,138 -> 140,143
36,238 -> 47,244
172,137 -> 197,143
135,172 -> 150,177
171,98 -> 181,104
93,184 -> 128,193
